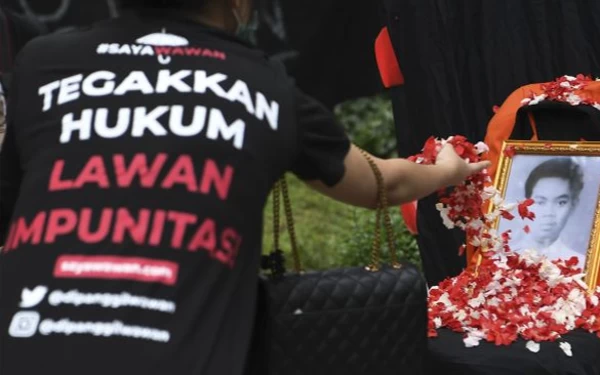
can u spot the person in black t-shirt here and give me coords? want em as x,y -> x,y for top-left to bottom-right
0,0 -> 489,374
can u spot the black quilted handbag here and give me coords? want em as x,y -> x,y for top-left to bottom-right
260,150 -> 428,375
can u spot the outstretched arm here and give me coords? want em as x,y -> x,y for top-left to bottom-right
290,88 -> 489,208
306,144 -> 490,209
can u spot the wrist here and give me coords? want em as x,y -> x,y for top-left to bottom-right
431,163 -> 455,188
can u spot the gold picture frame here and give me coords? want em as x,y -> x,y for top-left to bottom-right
493,140 -> 600,292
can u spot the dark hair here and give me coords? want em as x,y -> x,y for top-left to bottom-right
525,158 -> 584,199
119,0 -> 204,9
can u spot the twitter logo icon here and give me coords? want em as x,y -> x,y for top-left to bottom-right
20,286 -> 49,309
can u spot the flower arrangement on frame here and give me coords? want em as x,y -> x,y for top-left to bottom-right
411,136 -> 600,356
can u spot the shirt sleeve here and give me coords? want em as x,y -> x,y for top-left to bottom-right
289,89 -> 351,187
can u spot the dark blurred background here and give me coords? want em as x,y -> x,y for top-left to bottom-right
0,0 -> 384,108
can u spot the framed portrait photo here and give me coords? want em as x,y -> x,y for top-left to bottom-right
493,140 -> 600,291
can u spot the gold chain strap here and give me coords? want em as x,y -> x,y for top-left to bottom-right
272,181 -> 281,251
280,177 -> 303,273
358,148 -> 401,270
272,177 -> 303,273
271,147 -> 401,274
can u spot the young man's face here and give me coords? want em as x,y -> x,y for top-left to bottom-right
529,177 -> 576,244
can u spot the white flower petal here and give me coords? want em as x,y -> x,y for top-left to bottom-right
526,341 -> 541,353
566,273 -> 589,290
463,334 -> 482,348
474,141 -> 490,154
559,342 -> 573,357
468,293 -> 486,309
566,93 -> 582,106
500,203 -> 517,212
441,215 -> 455,229
469,237 -> 482,247
528,94 -> 548,106
454,310 -> 468,322
482,186 -> 500,199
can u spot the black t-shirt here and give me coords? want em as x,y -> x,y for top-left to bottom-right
0,12 -> 350,375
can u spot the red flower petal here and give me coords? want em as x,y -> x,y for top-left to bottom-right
565,257 -> 579,268
503,146 -> 516,158
522,199 -> 534,207
518,199 -> 536,221
501,211 -> 515,220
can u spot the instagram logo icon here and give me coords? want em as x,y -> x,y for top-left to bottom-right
9,312 -> 41,338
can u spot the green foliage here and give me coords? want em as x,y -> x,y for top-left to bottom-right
334,94 -> 397,158
336,207 -> 421,269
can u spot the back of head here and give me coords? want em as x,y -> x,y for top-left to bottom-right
118,0 -> 258,41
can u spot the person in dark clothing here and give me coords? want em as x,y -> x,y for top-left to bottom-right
0,0 -> 489,374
